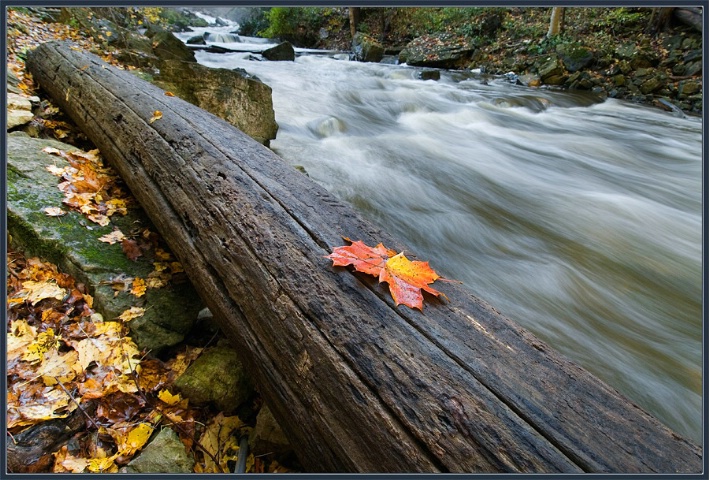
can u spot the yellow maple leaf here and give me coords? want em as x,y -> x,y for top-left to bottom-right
115,423 -> 154,456
131,277 -> 147,297
39,349 -> 81,386
7,319 -> 38,360
199,413 -> 243,473
87,455 -> 118,473
158,389 -> 189,408
22,328 -> 62,363
154,247 -> 171,261
53,446 -> 89,473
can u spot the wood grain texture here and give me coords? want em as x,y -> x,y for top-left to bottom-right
27,41 -> 702,473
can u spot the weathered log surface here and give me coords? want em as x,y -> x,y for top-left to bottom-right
27,41 -> 702,473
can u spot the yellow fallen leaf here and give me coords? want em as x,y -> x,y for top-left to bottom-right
53,446 -> 89,473
149,110 -> 162,124
87,213 -> 110,226
158,389 -> 188,408
87,455 -> 118,473
116,423 -> 153,456
20,280 -> 66,305
131,277 -> 147,297
164,91 -> 175,97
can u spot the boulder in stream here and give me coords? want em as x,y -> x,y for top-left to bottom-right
352,32 -> 384,63
153,60 -> 278,146
262,41 -> 295,61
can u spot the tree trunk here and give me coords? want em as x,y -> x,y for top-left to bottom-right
547,7 -> 565,38
647,7 -> 675,34
349,7 -> 360,39
26,41 -> 702,474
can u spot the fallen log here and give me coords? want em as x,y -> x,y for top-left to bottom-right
27,41 -> 702,473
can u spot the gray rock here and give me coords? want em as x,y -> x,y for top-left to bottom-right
249,404 -> 292,457
7,93 -> 35,129
122,427 -> 194,473
151,31 -> 196,63
537,55 -> 567,85
153,60 -> 278,146
6,133 -> 202,353
352,32 -> 384,63
174,344 -> 253,413
418,69 -> 440,81
186,34 -> 206,45
399,33 -> 476,69
262,42 -> 295,61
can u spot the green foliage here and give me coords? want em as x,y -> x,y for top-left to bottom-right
260,7 -> 322,39
236,7 -> 270,36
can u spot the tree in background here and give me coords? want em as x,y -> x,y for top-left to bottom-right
349,7 -> 360,38
547,7 -> 565,38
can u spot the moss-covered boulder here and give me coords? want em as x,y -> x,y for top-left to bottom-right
352,32 -> 384,63
556,44 -> 595,72
153,60 -> 278,146
174,343 -> 254,413
6,133 -> 202,353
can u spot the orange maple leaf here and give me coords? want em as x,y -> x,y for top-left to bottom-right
327,239 -> 447,310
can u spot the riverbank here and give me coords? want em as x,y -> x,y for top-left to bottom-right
233,7 -> 702,116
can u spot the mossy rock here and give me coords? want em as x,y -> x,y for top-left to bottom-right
174,343 -> 253,413
6,133 -> 202,353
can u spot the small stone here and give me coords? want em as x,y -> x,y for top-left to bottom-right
122,427 -> 194,473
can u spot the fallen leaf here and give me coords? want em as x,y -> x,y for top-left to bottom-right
164,91 -> 175,97
327,239 -> 447,310
326,239 -> 395,276
379,252 -> 444,310
149,110 -> 162,124
130,277 -> 146,297
122,238 -> 142,261
98,229 -> 126,245
19,280 -> 66,305
118,306 -> 145,322
44,206 -> 67,217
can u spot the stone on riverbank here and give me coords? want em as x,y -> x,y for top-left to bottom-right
121,427 -> 195,473
6,132 -> 202,353
399,33 -> 476,69
174,343 -> 254,413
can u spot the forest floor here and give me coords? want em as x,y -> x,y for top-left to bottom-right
6,8 -> 295,474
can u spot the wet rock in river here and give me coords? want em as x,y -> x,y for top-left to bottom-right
262,41 -> 295,61
352,32 -> 384,63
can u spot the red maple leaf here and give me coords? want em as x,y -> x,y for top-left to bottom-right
326,239 -> 447,310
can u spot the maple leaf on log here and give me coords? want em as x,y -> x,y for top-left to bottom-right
326,239 -> 447,310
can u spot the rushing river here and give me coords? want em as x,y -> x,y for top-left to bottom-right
176,22 -> 703,444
